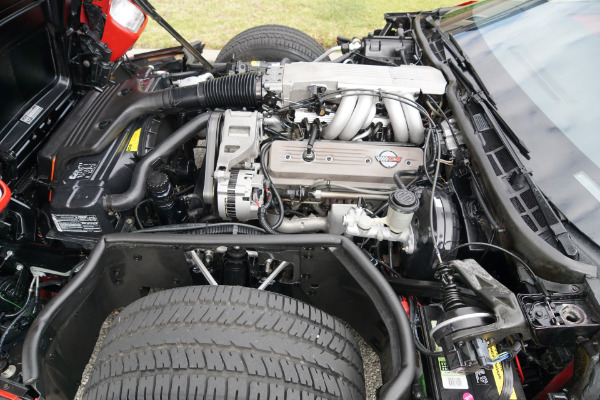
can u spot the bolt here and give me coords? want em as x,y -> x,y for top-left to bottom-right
535,310 -> 543,318
82,60 -> 90,68
571,285 -> 580,292
204,250 -> 214,264
285,154 -> 292,160
406,160 -> 412,166
125,218 -> 134,225
120,88 -> 133,96
325,156 -> 333,162
133,255 -> 142,262
98,120 -> 111,129
2,383 -> 8,389
365,158 -> 372,164
15,264 -> 23,271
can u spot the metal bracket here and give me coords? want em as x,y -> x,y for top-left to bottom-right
449,259 -> 531,344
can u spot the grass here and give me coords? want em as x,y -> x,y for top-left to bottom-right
135,0 -> 458,50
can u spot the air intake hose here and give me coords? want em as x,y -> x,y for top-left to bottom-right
166,72 -> 262,109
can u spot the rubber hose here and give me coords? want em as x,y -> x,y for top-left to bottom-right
168,72 -> 261,109
104,112 -> 217,211
190,225 -> 265,235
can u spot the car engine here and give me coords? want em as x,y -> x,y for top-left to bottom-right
35,60 -> 457,272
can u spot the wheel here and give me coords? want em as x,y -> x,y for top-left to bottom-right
81,286 -> 365,399
215,25 -> 325,63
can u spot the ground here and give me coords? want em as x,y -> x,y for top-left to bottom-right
135,0 -> 459,50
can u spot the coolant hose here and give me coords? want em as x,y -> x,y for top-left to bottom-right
104,112 -> 218,211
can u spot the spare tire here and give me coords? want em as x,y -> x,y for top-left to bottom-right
81,286 -> 365,399
215,25 -> 325,63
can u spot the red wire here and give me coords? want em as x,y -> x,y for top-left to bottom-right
535,360 -> 574,400
515,354 -> 525,384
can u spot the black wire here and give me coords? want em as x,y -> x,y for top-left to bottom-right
408,297 -> 444,357
264,127 -> 291,141
134,199 -> 152,229
259,141 -> 285,231
425,94 -> 469,162
429,126 -> 444,265
498,360 -> 514,400
445,241 -> 547,296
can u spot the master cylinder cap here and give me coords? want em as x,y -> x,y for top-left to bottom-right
386,189 -> 419,233
389,189 -> 419,214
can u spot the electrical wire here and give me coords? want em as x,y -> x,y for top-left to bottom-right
429,128 -> 444,265
0,277 -> 37,355
444,241 -> 547,296
408,297 -> 444,357
259,141 -> 285,231
498,360 -> 515,400
134,198 -> 152,229
0,294 -> 33,318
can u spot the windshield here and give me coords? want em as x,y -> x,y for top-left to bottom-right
442,0 -> 600,245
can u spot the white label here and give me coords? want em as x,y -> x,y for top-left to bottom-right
20,105 -> 43,124
52,214 -> 102,233
431,320 -> 469,390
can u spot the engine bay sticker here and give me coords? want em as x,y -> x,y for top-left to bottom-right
126,128 -> 142,152
69,163 -> 97,180
431,320 -> 469,389
20,104 -> 43,124
52,214 -> 102,233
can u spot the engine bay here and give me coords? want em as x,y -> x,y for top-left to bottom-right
1,4 -> 600,400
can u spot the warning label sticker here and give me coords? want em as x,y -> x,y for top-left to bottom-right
20,105 -> 43,124
52,214 -> 102,233
126,128 -> 142,152
69,163 -> 97,180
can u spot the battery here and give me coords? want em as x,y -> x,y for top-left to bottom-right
418,305 -> 525,400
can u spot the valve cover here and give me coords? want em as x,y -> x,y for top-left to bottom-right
266,140 -> 423,189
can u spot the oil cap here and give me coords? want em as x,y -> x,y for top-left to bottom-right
389,189 -> 419,214
146,171 -> 170,194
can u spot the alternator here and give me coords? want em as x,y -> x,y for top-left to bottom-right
216,169 -> 264,221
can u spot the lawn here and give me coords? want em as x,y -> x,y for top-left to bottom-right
135,0 -> 459,50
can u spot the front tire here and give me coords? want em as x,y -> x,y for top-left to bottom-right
82,286 -> 365,399
215,25 -> 325,63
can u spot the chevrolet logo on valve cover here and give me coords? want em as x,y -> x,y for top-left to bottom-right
376,150 -> 402,168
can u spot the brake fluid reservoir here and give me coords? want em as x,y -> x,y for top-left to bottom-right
386,190 -> 419,233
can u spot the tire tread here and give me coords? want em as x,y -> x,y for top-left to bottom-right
82,286 -> 364,400
215,25 -> 324,63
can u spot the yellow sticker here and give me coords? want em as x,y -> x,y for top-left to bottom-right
126,128 -> 141,152
488,345 -> 517,399
250,61 -> 259,66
